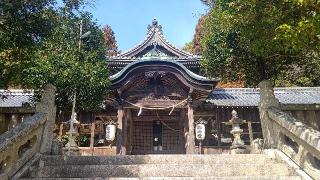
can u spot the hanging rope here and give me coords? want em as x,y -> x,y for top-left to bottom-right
124,98 -> 188,110
108,97 -> 187,132
156,111 -> 182,133
161,121 -> 182,133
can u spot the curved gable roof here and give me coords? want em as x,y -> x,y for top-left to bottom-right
110,59 -> 219,92
109,18 -> 199,60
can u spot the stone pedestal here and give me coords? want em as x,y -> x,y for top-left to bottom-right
63,113 -> 80,156
63,129 -> 80,155
230,127 -> 246,154
227,110 -> 246,154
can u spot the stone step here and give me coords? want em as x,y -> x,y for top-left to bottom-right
20,176 -> 302,180
31,163 -> 295,178
40,154 -> 274,166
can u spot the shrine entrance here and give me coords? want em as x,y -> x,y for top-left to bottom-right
130,109 -> 185,155
109,60 -> 219,155
62,19 -> 261,156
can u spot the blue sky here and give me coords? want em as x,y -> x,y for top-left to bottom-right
85,0 -> 208,51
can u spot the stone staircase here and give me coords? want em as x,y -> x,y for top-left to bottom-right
21,154 -> 302,179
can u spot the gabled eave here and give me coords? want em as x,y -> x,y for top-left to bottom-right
108,18 -> 198,60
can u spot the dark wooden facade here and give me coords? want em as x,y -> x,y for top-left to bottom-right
57,19 -> 263,155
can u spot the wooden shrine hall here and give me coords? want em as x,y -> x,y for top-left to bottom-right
56,18 -> 320,156
76,18 -> 260,155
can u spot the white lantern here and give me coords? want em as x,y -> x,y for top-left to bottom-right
195,123 -> 206,141
105,124 -> 116,141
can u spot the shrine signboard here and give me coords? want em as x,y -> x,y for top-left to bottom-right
195,123 -> 206,141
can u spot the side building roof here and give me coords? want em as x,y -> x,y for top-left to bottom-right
0,90 -> 34,108
2,87 -> 320,109
207,87 -> 320,107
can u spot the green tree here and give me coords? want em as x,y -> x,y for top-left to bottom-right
0,0 -> 55,88
201,0 -> 320,87
23,1 -> 110,112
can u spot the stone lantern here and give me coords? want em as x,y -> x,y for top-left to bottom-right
64,112 -> 80,155
226,110 -> 246,154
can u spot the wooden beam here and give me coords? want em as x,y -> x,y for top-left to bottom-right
186,102 -> 195,154
90,122 -> 95,156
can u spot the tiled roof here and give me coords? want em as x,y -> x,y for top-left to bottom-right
0,90 -> 34,108
2,87 -> 320,108
109,18 -> 198,60
207,87 -> 320,107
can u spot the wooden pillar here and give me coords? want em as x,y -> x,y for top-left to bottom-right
216,108 -> 221,147
90,122 -> 95,156
122,109 -> 128,155
248,121 -> 253,144
179,109 -> 186,153
186,102 -> 195,154
127,109 -> 133,154
116,107 -> 125,155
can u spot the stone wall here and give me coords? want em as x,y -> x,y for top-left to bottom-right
0,84 -> 56,180
259,80 -> 320,179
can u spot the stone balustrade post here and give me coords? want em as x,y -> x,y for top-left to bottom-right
35,84 -> 57,155
258,80 -> 280,149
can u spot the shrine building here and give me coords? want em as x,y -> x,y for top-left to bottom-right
1,19 -> 320,156
89,18 -> 320,155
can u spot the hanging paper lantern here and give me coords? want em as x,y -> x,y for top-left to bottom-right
105,124 -> 116,141
195,123 -> 206,141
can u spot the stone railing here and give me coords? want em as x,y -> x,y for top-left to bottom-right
259,80 -> 320,179
0,85 -> 56,180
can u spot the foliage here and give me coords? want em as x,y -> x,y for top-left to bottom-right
0,0 -> 55,88
200,0 -> 215,7
76,134 -> 90,147
201,0 -> 320,87
61,134 -> 90,147
192,15 -> 209,55
61,134 -> 69,146
103,25 -> 119,57
182,42 -> 193,53
185,15 -> 208,55
0,0 -> 113,113
22,2 -> 110,112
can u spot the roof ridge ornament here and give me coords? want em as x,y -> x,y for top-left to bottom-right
147,17 -> 162,34
152,17 -> 158,25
